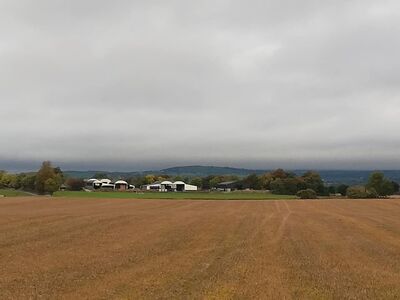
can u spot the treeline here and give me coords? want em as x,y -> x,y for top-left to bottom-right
127,169 -> 337,195
127,168 -> 399,198
347,172 -> 399,198
0,161 -> 64,195
2,162 -> 399,198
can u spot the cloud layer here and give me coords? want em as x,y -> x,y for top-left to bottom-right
1,0 -> 400,171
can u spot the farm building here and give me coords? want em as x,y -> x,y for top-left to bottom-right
216,181 -> 240,192
114,180 -> 129,191
86,179 -> 103,190
142,181 -> 162,191
174,181 -> 197,192
142,181 -> 198,192
85,179 -> 134,191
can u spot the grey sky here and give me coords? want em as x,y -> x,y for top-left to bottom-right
1,0 -> 400,171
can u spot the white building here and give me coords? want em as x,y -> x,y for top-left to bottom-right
85,178 -> 134,191
142,181 -> 198,192
174,181 -> 198,191
114,180 -> 129,191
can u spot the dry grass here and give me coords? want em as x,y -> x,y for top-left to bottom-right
1,197 -> 400,299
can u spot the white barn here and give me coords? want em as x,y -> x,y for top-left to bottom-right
142,181 -> 197,192
85,178 -> 134,191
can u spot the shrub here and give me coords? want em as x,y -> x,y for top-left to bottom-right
346,186 -> 378,199
296,189 -> 317,199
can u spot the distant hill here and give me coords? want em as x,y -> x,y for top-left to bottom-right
63,166 -> 267,179
63,170 -> 142,180
160,165 -> 266,176
63,166 -> 400,185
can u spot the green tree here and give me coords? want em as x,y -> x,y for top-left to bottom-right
270,178 -> 287,194
209,177 -> 222,188
271,169 -> 290,179
328,186 -> 336,194
129,176 -> 147,188
302,171 -> 325,195
35,161 -> 62,194
366,172 -> 394,197
0,173 -> 18,188
189,177 -> 203,189
21,174 -> 36,191
336,184 -> 349,196
44,178 -> 59,195
242,174 -> 263,190
93,172 -> 108,179
392,181 -> 400,194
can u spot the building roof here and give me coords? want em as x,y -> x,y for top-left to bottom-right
114,180 -> 128,185
161,181 -> 173,185
217,181 -> 238,187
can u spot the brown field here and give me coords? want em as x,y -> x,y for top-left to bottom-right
1,197 -> 400,299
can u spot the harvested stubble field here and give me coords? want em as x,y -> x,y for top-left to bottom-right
1,197 -> 400,299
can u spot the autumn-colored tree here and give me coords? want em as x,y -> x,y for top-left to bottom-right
35,161 -> 63,194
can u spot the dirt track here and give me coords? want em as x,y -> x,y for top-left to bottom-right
1,197 -> 400,299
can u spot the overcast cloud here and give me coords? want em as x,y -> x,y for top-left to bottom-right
1,0 -> 400,171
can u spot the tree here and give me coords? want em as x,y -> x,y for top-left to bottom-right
296,189 -> 317,199
260,173 -> 274,190
93,172 -> 108,179
44,178 -> 59,195
35,161 -> 62,194
242,174 -> 263,190
144,175 -> 156,184
21,174 -> 36,191
128,176 -> 147,188
336,184 -> 349,196
366,172 -> 394,197
0,172 -> 18,189
302,171 -> 325,195
65,178 -> 85,191
270,178 -> 286,194
347,186 -> 378,199
190,177 -> 203,189
328,186 -> 336,194
271,169 -> 290,179
392,181 -> 400,194
209,177 -> 222,188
